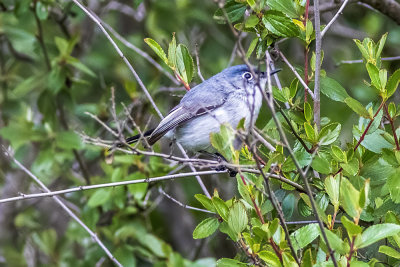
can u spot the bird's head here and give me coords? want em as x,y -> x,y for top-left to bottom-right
218,64 -> 280,93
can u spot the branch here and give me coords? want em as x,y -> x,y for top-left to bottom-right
2,146 -> 123,267
359,0 -> 400,25
158,187 -> 215,214
277,50 -> 316,100
336,56 -> 400,66
0,170 -> 226,204
313,0 -> 322,130
321,0 -> 351,38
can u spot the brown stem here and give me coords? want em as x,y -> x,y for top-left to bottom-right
330,211 -> 337,230
270,237 -> 283,263
354,101 -> 385,150
239,174 -> 265,224
334,100 -> 385,175
384,103 -> 400,150
174,71 -> 191,91
347,236 -> 356,266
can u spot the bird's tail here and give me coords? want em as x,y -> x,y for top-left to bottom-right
109,129 -> 155,151
125,129 -> 155,144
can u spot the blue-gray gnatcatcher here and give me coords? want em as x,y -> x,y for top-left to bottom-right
125,64 -> 279,152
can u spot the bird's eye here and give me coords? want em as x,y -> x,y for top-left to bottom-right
242,72 -> 253,80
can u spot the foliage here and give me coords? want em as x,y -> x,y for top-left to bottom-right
1,0 -> 400,266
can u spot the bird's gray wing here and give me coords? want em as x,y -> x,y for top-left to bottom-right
148,95 -> 228,145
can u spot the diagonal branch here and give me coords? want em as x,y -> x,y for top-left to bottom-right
2,146 -> 123,267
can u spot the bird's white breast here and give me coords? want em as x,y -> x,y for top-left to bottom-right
171,87 -> 263,152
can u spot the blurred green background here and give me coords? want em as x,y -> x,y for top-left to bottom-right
0,0 -> 400,266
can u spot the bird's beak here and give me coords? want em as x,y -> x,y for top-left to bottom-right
270,69 -> 281,76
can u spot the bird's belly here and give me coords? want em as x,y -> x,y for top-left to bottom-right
173,101 -> 253,152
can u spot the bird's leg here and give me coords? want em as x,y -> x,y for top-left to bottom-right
198,151 -> 238,177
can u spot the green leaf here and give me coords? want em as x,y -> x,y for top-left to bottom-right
282,252 -> 297,267
366,63 -> 381,90
245,15 -> 259,28
195,194 -> 216,212
358,178 -> 370,208
219,221 -> 239,241
32,229 -> 57,256
331,145 -> 346,162
341,216 -> 362,237
318,123 -> 341,146
175,44 -> 194,85
258,251 -> 282,267
344,97 -> 370,118
246,38 -> 258,58
320,76 -> 350,102
325,175 -> 340,211
386,69 -> 400,99
379,245 -> 400,259
282,193 -> 295,219
216,258 -> 247,267
55,131 -> 83,150
36,2 -> 49,20
340,178 -> 361,219
323,229 -> 350,255
210,124 -> 237,161
358,224 -> 400,248
388,102 -> 396,118
267,0 -> 300,18
262,10 -> 299,37
127,172 -> 148,201
144,38 -> 168,64
228,202 -> 248,235
273,86 -> 288,102
341,158 -> 359,177
66,56 -> 96,77
214,0 -> 246,24
387,168 -> 400,203
376,33 -> 388,61
212,196 -> 229,221
193,217 -> 219,239
304,122 -> 316,142
88,189 -> 112,207
168,33 -> 177,68
290,223 -> 319,251
304,102 -> 313,122
354,39 -> 369,61
312,153 -> 332,174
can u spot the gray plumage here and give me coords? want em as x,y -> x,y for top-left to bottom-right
142,64 -> 275,152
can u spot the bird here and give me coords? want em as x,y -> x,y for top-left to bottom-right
122,64 -> 279,154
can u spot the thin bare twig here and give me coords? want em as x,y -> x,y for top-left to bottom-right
0,170 -> 226,204
100,21 -> 179,85
337,56 -> 400,66
321,0 -> 351,38
158,187 -> 215,214
195,44 -> 205,82
278,51 -> 316,100
2,146 -> 123,267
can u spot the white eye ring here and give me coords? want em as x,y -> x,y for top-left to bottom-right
242,72 -> 253,80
